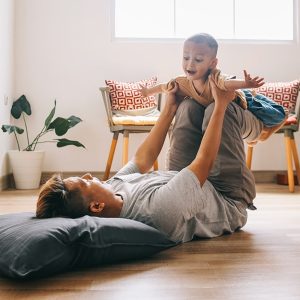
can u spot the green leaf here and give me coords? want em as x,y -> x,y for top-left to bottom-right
48,115 -> 82,136
48,117 -> 70,136
67,115 -> 82,128
45,100 -> 56,129
56,138 -> 85,148
11,95 -> 31,119
1,125 -> 24,134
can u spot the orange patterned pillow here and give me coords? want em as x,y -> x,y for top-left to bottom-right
254,80 -> 300,114
105,77 -> 157,111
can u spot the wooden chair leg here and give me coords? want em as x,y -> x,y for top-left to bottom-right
290,136 -> 300,185
284,135 -> 295,192
122,130 -> 129,165
153,159 -> 158,171
103,132 -> 119,181
246,146 -> 253,169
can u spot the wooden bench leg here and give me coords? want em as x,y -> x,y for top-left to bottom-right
103,132 -> 119,181
246,145 -> 253,170
290,136 -> 300,185
122,130 -> 129,166
285,135 -> 295,192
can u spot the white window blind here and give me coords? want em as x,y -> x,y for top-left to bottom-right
114,0 -> 295,40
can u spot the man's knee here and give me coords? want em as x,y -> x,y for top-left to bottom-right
203,102 -> 240,131
167,99 -> 205,171
175,98 -> 205,129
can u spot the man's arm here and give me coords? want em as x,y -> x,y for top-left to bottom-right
224,70 -> 265,90
188,78 -> 235,186
133,84 -> 180,173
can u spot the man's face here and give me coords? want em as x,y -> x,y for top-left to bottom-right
63,173 -> 115,210
182,41 -> 217,81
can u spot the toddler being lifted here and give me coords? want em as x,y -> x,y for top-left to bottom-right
140,33 -> 287,144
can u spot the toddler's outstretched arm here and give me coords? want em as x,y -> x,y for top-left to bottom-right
224,70 -> 265,91
139,83 -> 164,97
139,80 -> 178,97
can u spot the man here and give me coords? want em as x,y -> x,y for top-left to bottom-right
36,78 -> 262,243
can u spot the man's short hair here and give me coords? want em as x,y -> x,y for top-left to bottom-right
185,33 -> 218,56
36,174 -> 89,218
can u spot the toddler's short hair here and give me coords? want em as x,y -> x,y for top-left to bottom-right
185,33 -> 218,56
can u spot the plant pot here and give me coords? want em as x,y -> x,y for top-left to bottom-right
8,150 -> 45,189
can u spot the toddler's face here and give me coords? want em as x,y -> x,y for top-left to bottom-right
182,41 -> 217,81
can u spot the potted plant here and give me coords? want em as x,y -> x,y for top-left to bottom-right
1,95 -> 85,189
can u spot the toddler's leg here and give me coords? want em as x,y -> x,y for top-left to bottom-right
243,90 -> 288,145
166,98 -> 205,171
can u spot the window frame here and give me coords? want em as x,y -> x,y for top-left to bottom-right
111,0 -> 299,44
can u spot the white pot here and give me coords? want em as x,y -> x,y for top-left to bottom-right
8,150 -> 45,189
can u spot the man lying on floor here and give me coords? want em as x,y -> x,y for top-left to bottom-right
36,77 -> 264,243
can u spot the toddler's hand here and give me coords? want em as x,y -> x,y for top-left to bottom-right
244,70 -> 265,88
138,84 -> 149,97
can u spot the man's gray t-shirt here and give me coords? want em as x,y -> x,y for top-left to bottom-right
107,161 -> 248,243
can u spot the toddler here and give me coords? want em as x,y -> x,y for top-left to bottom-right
140,33 -> 287,144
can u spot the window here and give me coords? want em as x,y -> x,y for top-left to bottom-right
114,0 -> 295,41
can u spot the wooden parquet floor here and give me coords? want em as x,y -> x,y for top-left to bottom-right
0,184 -> 299,300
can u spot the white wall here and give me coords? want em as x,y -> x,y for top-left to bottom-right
0,0 -> 15,180
13,0 -> 300,172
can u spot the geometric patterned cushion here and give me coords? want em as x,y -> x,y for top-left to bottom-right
105,77 -> 158,111
254,80 -> 300,114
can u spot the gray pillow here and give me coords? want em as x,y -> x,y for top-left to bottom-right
0,212 -> 176,279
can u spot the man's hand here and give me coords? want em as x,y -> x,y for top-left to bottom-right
243,70 -> 265,88
210,75 -> 235,107
164,82 -> 182,116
